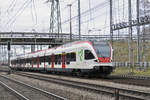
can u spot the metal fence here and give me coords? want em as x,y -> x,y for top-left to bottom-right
112,62 -> 150,78
110,37 -> 150,78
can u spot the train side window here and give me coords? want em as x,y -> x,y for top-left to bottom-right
66,53 -> 70,64
55,55 -> 58,65
17,59 -> 19,64
28,58 -> 31,63
14,60 -> 16,64
24,59 -> 26,64
23,59 -> 25,64
70,52 -> 76,61
29,58 -> 32,64
26,59 -> 27,64
40,56 -> 45,64
20,59 -> 23,64
84,50 -> 95,60
11,60 -> 13,64
45,56 -> 51,64
34,58 -> 37,64
45,56 -> 48,62
58,54 -> 61,65
19,59 -> 22,64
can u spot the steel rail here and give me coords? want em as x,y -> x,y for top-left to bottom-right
0,74 -> 67,100
15,72 -> 150,100
0,80 -> 29,100
111,74 -> 150,81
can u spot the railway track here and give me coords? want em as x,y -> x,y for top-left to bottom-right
111,74 -> 150,80
0,74 -> 67,100
14,72 -> 150,100
0,84 -> 19,100
1,67 -> 150,86
107,75 -> 150,87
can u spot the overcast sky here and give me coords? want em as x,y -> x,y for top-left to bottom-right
0,0 -> 150,36
0,0 -> 111,35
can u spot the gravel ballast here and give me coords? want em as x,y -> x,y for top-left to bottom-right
6,73 -> 113,100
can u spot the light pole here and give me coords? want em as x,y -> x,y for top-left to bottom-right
67,4 -> 72,42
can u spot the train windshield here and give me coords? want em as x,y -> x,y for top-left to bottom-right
93,41 -> 111,58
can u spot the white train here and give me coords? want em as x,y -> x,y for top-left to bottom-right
11,40 -> 114,76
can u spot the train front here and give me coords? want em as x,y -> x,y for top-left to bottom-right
92,41 -> 114,76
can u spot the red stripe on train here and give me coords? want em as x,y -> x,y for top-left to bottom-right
62,54 -> 66,68
32,57 -> 34,68
37,57 -> 40,68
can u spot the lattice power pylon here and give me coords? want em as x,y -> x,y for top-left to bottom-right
50,0 -> 62,36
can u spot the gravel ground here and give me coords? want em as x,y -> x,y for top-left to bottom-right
0,76 -> 51,100
0,66 -> 9,69
0,82 -> 19,100
1,66 -> 150,100
3,73 -> 114,100
22,72 -> 150,93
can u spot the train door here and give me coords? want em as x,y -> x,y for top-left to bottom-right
51,54 -> 54,68
62,53 -> 66,69
32,57 -> 34,68
77,48 -> 85,68
37,56 -> 40,68
43,55 -> 45,70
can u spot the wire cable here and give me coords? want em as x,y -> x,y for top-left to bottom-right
5,0 -> 32,29
62,1 -> 110,25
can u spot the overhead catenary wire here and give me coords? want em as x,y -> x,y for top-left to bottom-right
62,1 -> 110,25
4,0 -> 17,15
103,4 -> 108,35
4,0 -> 32,30
31,0 -> 38,29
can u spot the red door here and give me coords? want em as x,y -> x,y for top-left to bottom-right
51,55 -> 54,68
32,57 -> 34,68
62,54 -> 66,69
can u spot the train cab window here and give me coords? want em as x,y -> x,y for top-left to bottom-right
84,50 -> 95,60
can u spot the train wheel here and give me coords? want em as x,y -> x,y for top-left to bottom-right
87,73 -> 94,78
76,70 -> 83,77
